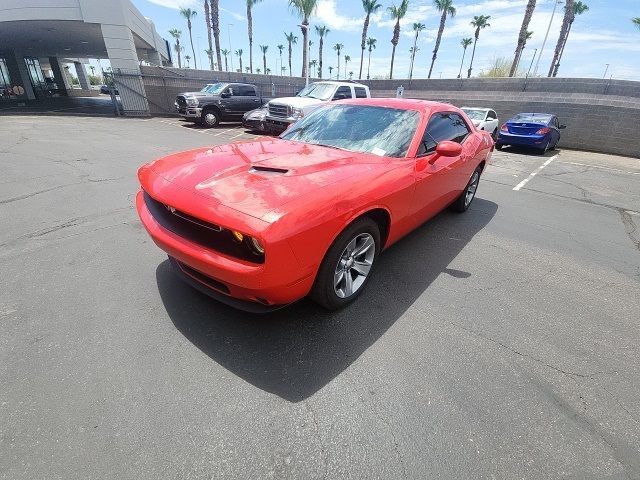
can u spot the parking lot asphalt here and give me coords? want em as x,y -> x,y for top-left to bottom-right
1,115 -> 639,479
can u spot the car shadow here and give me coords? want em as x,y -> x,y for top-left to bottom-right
499,145 -> 562,157
156,198 -> 498,402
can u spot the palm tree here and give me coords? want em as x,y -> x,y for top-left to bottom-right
256,68 -> 261,74
328,66 -> 334,78
510,0 -> 537,77
277,44 -> 285,73
289,0 -> 319,78
409,22 -> 425,80
185,55 -> 191,68
315,26 -> 329,78
281,66 -> 287,75
634,17 -> 640,31
366,37 -> 377,80
284,32 -> 298,76
174,44 -> 184,68
358,1 -> 383,79
333,43 -> 344,80
245,66 -> 250,73
246,0 -> 263,73
349,71 -> 354,79
235,49 -> 244,73
266,68 -> 271,74
180,8 -> 198,69
210,0 -> 223,71
467,15 -> 491,78
221,48 -> 230,71
429,0 -> 456,79
388,0 -> 410,80
204,0 -> 213,67
514,31 -> 534,72
344,55 -> 351,78
457,37 -> 472,78
309,59 -> 318,76
259,45 -> 269,74
205,48 -> 214,69
550,1 -> 589,77
168,29 -> 182,68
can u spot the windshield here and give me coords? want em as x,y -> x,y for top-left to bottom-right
296,83 -> 336,101
200,83 -> 226,94
280,105 -> 420,158
462,108 -> 487,121
512,113 -> 552,124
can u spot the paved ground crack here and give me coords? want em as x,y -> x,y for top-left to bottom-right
617,208 -> 640,251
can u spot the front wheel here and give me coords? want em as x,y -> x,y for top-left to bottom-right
492,128 -> 498,141
201,109 -> 220,128
451,166 -> 482,213
310,217 -> 380,310
495,143 -> 503,150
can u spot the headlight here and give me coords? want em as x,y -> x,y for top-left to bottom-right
186,97 -> 199,106
248,237 -> 265,255
231,230 -> 264,257
291,107 -> 304,120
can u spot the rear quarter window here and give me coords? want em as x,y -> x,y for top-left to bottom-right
354,87 -> 368,98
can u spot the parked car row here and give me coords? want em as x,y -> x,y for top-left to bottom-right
175,81 -> 567,154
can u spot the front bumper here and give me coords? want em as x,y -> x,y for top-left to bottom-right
242,117 -> 266,132
177,106 -> 202,119
498,131 -> 549,147
264,115 -> 295,133
136,190 -> 314,310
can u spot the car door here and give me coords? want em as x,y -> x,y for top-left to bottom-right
412,112 -> 471,223
223,84 -> 248,117
237,85 -> 262,113
486,110 -> 499,134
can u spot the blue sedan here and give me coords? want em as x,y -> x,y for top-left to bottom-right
496,113 -> 566,153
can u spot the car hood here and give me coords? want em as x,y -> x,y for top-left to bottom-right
177,91 -> 212,98
140,139 -> 388,223
269,96 -> 324,109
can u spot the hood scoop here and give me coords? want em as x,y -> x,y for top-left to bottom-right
249,165 -> 289,176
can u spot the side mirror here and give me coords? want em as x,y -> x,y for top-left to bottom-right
220,92 -> 231,98
429,141 -> 463,164
559,124 -> 566,129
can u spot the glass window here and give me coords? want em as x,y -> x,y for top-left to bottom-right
0,58 -> 11,99
418,112 -> 471,156
296,82 -> 336,101
281,104 -> 420,158
236,85 -> 256,96
333,86 -> 352,100
202,83 -> 225,94
512,113 -> 553,124
354,87 -> 368,98
461,108 -> 487,121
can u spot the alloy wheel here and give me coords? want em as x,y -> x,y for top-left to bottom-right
333,233 -> 376,298
465,171 -> 480,207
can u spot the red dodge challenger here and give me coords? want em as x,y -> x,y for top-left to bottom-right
136,98 -> 493,312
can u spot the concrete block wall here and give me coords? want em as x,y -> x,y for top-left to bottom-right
140,67 -> 640,158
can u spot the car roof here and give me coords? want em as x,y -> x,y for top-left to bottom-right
337,97 -> 459,113
461,106 -> 491,111
313,80 -> 368,87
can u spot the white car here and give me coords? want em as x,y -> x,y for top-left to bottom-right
461,107 -> 500,139
265,81 -> 371,133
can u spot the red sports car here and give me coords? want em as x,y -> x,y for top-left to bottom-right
136,98 -> 493,311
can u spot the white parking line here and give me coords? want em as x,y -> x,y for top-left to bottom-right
513,154 -> 558,191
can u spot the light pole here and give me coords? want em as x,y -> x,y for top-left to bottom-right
526,48 -> 538,78
603,64 -> 610,79
298,24 -> 309,86
534,0 -> 563,77
227,23 -> 234,72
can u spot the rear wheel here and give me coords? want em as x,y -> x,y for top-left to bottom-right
201,109 -> 220,128
451,166 -> 482,213
310,217 -> 380,310
495,143 -> 503,150
491,128 -> 498,141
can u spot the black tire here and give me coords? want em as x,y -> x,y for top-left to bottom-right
201,108 -> 220,128
451,166 -> 482,213
310,217 -> 381,310
491,128 -> 498,141
495,143 -> 503,150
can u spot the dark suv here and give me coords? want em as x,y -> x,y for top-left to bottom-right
175,82 -> 268,127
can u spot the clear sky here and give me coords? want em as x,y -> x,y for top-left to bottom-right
130,0 -> 640,80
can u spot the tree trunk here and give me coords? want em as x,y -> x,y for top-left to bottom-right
301,22 -> 308,78
457,47 -> 467,78
429,10 -> 447,79
359,14 -> 370,80
548,0 -> 574,77
337,52 -> 340,80
367,48 -> 372,80
510,0 -> 536,77
204,0 -> 213,65
187,20 -> 197,69
390,20 -> 400,80
288,43 -> 292,76
239,56 -> 243,73
247,5 -> 253,73
263,53 -> 267,74
467,33 -> 479,78
409,32 -> 418,80
552,20 -> 573,77
176,39 -> 182,68
224,55 -> 228,71
319,38 -> 323,79
210,0 -> 222,71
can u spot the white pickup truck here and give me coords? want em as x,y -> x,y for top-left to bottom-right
265,81 -> 371,133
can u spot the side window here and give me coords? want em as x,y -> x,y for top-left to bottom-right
236,85 -> 256,96
333,86 -> 352,100
417,112 -> 470,156
354,87 -> 368,98
487,110 -> 497,120
223,86 -> 233,96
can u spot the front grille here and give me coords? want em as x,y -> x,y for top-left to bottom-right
143,191 -> 264,264
175,260 -> 230,294
176,96 -> 187,108
268,103 -> 289,118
